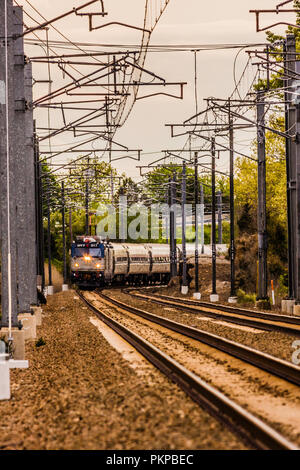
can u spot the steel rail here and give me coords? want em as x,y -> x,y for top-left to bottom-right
98,291 -> 300,386
78,290 -> 298,450
140,291 -> 300,325
125,290 -> 300,338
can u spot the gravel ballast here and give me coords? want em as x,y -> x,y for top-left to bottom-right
114,289 -> 300,364
88,291 -> 300,446
0,291 -> 247,450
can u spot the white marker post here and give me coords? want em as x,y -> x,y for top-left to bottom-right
0,342 -> 10,400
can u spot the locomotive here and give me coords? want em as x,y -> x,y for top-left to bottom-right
70,236 -> 195,287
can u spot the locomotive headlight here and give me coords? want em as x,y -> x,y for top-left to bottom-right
96,263 -> 101,268
75,263 -> 79,268
84,256 -> 91,262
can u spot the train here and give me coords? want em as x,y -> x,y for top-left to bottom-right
70,236 -> 195,287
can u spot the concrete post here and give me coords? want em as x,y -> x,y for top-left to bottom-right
31,306 -> 42,326
18,313 -> 36,340
24,62 -> 37,306
0,328 -> 25,360
0,355 -> 10,400
13,6 -> 32,314
0,0 -> 18,327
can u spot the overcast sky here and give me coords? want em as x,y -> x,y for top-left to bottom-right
16,0 -> 296,179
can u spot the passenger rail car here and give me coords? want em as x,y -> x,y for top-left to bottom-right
70,237 -> 186,287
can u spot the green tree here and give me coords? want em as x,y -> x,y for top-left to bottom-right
235,113 -> 288,286
256,0 -> 300,91
144,165 -> 230,207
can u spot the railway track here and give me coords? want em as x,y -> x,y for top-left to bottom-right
124,289 -> 300,337
98,290 -> 300,386
78,289 -> 299,450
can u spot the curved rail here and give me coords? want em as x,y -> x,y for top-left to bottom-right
125,289 -> 300,337
78,290 -> 298,450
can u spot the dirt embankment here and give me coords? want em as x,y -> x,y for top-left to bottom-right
185,257 -> 231,302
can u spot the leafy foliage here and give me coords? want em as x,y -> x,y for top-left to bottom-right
234,112 -> 288,289
255,0 -> 300,91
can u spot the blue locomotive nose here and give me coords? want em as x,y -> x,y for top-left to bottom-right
71,241 -> 105,259
71,237 -> 105,287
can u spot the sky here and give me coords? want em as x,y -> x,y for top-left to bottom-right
15,0 -> 297,180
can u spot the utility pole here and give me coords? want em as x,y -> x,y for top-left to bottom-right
34,123 -> 44,292
256,90 -> 268,301
211,138 -> 219,302
61,182 -> 67,289
181,162 -> 188,293
69,168 -> 73,244
284,35 -> 299,311
119,187 -> 127,243
285,34 -> 300,313
40,161 -> 45,292
200,184 -> 205,255
228,100 -> 236,302
14,6 -> 33,314
165,186 -> 169,243
69,209 -> 73,244
85,178 -> 89,235
170,172 -> 177,279
34,122 -> 40,287
284,36 -> 294,302
110,167 -> 114,204
25,62 -> 37,306
217,191 -> 223,244
0,0 -> 18,328
47,176 -> 53,294
38,160 -> 45,292
194,152 -> 200,298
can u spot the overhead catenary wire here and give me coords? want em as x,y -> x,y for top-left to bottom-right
13,2 -> 278,207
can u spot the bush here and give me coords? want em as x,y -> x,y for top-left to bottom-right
235,234 -> 258,292
278,272 -> 289,297
237,289 -> 256,306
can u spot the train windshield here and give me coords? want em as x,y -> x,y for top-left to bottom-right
73,247 -> 103,258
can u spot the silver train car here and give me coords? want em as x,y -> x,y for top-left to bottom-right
70,237 -> 191,287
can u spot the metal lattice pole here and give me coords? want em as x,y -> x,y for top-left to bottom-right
257,90 -> 268,300
194,152 -> 200,294
47,177 -> 52,288
62,182 -> 67,285
170,172 -> 177,279
181,162 -> 187,289
217,191 -> 223,244
24,61 -> 37,306
211,138 -> 217,297
229,101 -> 236,299
200,183 -> 205,255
